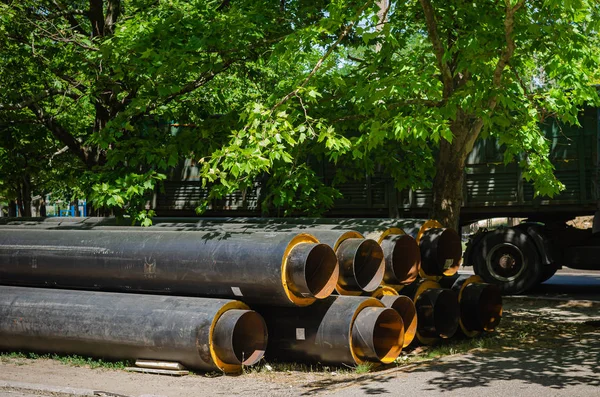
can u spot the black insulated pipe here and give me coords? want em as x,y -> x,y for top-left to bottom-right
212,309 -> 268,366
258,296 -> 404,365
381,234 -> 421,286
352,306 -> 404,364
379,295 -> 417,348
305,231 -> 385,295
399,279 -> 460,344
440,274 -> 502,336
336,238 -> 385,293
419,228 -> 462,277
415,288 -> 460,340
0,286 -> 267,373
0,229 -> 338,306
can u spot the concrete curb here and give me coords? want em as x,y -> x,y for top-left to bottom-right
503,295 -> 600,307
0,380 -> 166,397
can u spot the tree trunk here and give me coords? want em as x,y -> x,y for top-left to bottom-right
40,200 -> 47,217
7,200 -> 17,217
20,175 -> 32,217
429,138 -> 467,230
16,183 -> 24,217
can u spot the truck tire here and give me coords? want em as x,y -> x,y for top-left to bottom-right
473,228 -> 542,294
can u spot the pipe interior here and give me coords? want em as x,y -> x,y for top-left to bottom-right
478,285 -> 503,331
230,311 -> 268,365
436,229 -> 462,276
353,239 -> 385,291
371,309 -> 404,363
304,243 -> 339,299
389,296 -> 417,347
433,290 -> 460,338
390,235 -> 420,284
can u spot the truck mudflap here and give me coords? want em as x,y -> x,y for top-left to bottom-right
514,223 -> 555,267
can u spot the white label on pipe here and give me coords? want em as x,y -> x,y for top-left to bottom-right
444,259 -> 454,269
231,287 -> 243,296
296,328 -> 306,340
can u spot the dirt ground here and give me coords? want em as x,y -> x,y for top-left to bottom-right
1,298 -> 598,397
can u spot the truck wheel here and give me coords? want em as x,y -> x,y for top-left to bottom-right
473,228 -> 542,294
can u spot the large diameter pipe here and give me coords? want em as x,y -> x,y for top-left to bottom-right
309,230 -> 384,295
399,280 -> 460,345
258,296 -> 404,365
440,274 -> 502,337
0,286 -> 267,373
380,234 -> 420,286
0,229 -> 338,307
418,227 -> 462,278
0,217 -> 456,278
379,295 -> 417,348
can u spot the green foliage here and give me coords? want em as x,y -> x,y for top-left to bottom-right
1,0 -> 599,220
262,164 -> 342,217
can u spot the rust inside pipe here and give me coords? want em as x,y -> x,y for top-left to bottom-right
286,243 -> 339,300
212,309 -> 268,366
381,234 -> 421,285
336,238 -> 385,293
351,306 -> 404,364
379,295 -> 417,348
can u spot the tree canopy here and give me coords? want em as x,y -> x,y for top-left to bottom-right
0,0 -> 598,226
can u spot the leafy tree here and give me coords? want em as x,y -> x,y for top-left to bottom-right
0,0 -> 344,221
212,0 -> 600,227
1,1 -> 599,226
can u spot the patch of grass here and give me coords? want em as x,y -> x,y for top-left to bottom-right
353,362 -> 372,374
51,354 -> 132,369
0,351 -> 132,369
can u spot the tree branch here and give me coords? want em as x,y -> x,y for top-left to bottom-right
88,0 -> 105,37
493,0 -> 525,88
466,0 -> 525,143
50,1 -> 89,36
104,0 -> 121,35
272,1 -> 372,110
0,89 -> 81,111
28,103 -> 90,167
419,0 -> 454,97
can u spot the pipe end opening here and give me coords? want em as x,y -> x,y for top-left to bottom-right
420,228 -> 462,276
352,307 -> 404,364
388,296 -> 417,347
383,235 -> 420,285
433,290 -> 460,338
288,243 -> 339,300
213,310 -> 268,366
339,239 -> 384,292
416,288 -> 459,339
478,284 -> 503,331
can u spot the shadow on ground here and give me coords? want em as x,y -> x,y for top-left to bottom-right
298,302 -> 600,395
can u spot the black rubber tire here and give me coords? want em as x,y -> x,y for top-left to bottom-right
473,228 -> 543,294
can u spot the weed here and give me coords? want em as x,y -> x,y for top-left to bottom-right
353,363 -> 372,374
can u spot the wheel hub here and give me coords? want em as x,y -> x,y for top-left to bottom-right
485,243 -> 526,282
498,254 -> 516,270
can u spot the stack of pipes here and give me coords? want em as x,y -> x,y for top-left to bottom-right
0,216 -> 502,373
